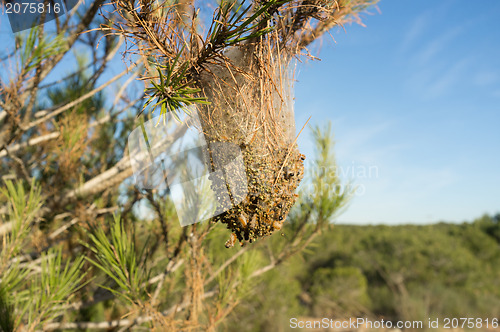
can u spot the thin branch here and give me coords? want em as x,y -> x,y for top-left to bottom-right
43,290 -> 217,330
204,246 -> 248,286
0,132 -> 60,158
28,66 -> 133,129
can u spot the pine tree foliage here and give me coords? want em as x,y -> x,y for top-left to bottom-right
0,180 -> 87,331
84,213 -> 150,305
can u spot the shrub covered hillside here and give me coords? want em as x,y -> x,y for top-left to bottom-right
225,214 -> 500,331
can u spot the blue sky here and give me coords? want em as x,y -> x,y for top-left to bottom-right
1,0 -> 499,225
295,0 -> 500,224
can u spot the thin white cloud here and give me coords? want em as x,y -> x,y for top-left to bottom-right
424,57 -> 471,99
411,26 -> 463,66
399,12 -> 432,54
473,71 -> 499,86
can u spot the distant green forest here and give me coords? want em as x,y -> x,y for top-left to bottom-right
225,213 -> 500,331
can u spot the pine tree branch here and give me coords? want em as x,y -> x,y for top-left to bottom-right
0,133 -> 60,159
43,290 -> 218,330
27,66 -> 132,129
204,246 -> 249,286
0,120 -> 185,236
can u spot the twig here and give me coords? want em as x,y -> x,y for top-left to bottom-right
204,246 -> 248,286
28,66 -> 133,129
43,290 -> 218,330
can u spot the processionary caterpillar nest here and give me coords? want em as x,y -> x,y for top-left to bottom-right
195,43 -> 305,248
